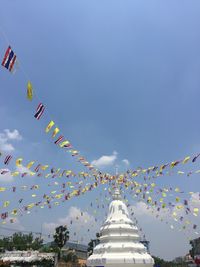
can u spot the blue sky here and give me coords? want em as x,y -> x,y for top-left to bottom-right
1,0 -> 200,260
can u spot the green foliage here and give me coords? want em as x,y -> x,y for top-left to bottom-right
87,240 -> 94,256
87,232 -> 100,256
0,232 -> 43,252
62,251 -> 78,263
40,244 -> 60,253
53,225 -> 69,260
53,225 -> 69,250
152,256 -> 187,267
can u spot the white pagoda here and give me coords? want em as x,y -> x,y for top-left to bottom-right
87,189 -> 154,267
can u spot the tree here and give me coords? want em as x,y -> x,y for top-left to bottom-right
63,251 -> 78,263
53,225 -> 69,259
87,232 -> 100,256
0,233 -> 43,252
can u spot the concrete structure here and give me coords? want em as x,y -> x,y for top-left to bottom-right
87,189 -> 154,267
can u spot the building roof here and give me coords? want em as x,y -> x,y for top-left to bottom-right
45,241 -> 88,252
63,241 -> 88,252
0,251 -> 56,263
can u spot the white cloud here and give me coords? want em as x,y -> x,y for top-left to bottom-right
43,206 -> 98,243
0,164 -> 34,183
4,129 -> 22,140
189,192 -> 200,208
122,159 -> 130,166
91,151 -> 118,168
0,169 -> 14,182
0,129 -> 22,152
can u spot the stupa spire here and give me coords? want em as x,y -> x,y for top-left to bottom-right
112,188 -> 122,200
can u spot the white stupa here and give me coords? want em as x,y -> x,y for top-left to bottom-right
87,188 -> 154,267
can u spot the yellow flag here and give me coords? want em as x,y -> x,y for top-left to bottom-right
16,158 -> 23,167
26,161 -> 35,169
40,165 -> 49,170
3,201 -> 10,207
52,127 -> 59,137
59,140 -> 70,148
0,187 -> 6,192
27,81 -> 33,100
11,209 -> 18,215
182,156 -> 190,164
194,208 -> 199,213
11,171 -> 19,177
45,120 -> 55,133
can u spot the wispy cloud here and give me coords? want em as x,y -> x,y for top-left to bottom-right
91,151 -> 118,168
0,129 -> 22,152
122,158 -> 130,166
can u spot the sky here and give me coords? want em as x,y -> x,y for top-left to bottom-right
1,0 -> 200,260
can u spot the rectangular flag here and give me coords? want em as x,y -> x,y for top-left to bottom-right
27,81 -> 33,100
4,155 -> 12,165
1,46 -> 17,72
54,135 -> 64,145
59,140 -> 71,148
34,103 -> 45,120
52,127 -> 60,138
45,120 -> 55,133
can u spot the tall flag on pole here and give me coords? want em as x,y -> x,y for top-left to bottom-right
34,103 -> 45,120
1,46 -> 17,73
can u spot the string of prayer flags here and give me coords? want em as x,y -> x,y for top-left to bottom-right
34,103 -> 45,120
1,46 -> 17,73
27,81 -> 33,100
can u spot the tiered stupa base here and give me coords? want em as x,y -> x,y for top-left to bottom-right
87,189 -> 154,267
